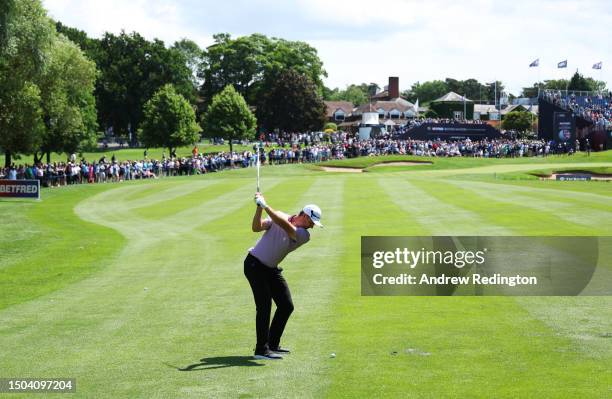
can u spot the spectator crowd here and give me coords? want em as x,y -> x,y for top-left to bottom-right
543,89 -> 612,130
1,133 -> 582,187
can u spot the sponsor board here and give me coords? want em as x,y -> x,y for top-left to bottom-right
0,179 -> 40,199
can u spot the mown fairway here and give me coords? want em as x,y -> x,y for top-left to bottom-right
1,154 -> 611,398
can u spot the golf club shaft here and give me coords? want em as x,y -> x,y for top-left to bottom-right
256,153 -> 260,192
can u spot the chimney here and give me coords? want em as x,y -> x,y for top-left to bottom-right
388,76 -> 399,99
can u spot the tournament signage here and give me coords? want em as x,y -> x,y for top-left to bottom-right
0,179 -> 40,199
553,111 -> 575,144
556,174 -> 591,181
398,123 -> 501,140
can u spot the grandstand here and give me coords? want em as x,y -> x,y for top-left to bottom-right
539,89 -> 612,150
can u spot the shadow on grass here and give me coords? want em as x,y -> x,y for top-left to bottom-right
166,356 -> 265,371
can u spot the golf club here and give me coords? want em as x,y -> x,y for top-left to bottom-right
256,146 -> 261,192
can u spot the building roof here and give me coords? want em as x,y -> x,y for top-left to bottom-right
501,104 -> 530,115
474,104 -> 498,114
324,101 -> 354,118
353,98 -> 415,115
432,91 -> 473,103
371,90 -> 389,100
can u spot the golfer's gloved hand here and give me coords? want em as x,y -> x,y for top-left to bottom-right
254,194 -> 268,209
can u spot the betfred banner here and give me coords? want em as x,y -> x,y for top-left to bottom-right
553,111 -> 575,144
0,179 -> 40,199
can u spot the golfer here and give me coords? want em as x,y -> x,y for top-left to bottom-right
244,192 -> 322,360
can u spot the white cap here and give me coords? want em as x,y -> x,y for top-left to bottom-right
302,204 -> 323,227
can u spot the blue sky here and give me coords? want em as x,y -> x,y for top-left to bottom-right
43,0 -> 611,96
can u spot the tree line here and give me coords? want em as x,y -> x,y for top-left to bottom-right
1,0 -> 329,166
2,1 -> 608,166
324,79 -> 507,106
326,75 -> 607,106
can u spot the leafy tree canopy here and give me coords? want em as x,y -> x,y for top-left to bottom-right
0,0 -> 55,166
256,69 -> 326,133
325,83 -> 369,106
140,84 -> 201,153
502,111 -> 533,133
94,31 -> 194,138
404,79 -> 504,104
201,85 -> 256,153
199,33 -> 326,109
38,34 -> 98,158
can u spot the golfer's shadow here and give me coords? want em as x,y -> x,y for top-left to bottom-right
167,356 -> 265,371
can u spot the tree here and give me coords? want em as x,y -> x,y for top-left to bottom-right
0,83 -> 44,166
0,0 -> 15,48
139,84 -> 201,155
322,86 -> 338,100
521,77 -> 606,97
0,0 -> 55,167
37,34 -> 98,162
326,83 -> 369,106
94,31 -> 194,140
405,79 -> 503,104
445,78 -> 462,95
256,69 -> 326,133
201,85 -> 256,154
568,72 -> 590,91
424,109 -> 438,118
462,78 -> 484,101
484,81 -> 505,104
264,38 -> 327,92
502,111 -> 533,133
520,83 -> 545,98
405,80 -> 448,103
171,38 -> 204,87
584,77 -> 607,92
198,33 -> 327,109
55,21 -> 100,60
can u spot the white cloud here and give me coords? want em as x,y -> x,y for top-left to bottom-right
307,0 -> 612,94
43,0 -> 213,47
43,0 -> 612,96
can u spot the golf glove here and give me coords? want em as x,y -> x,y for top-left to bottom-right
255,196 -> 268,209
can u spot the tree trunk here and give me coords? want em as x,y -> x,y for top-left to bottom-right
46,152 -> 51,164
4,150 -> 11,168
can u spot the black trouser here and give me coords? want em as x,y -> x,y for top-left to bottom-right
244,253 -> 294,353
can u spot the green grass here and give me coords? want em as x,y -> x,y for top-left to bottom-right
1,157 -> 611,398
0,184 -> 123,309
